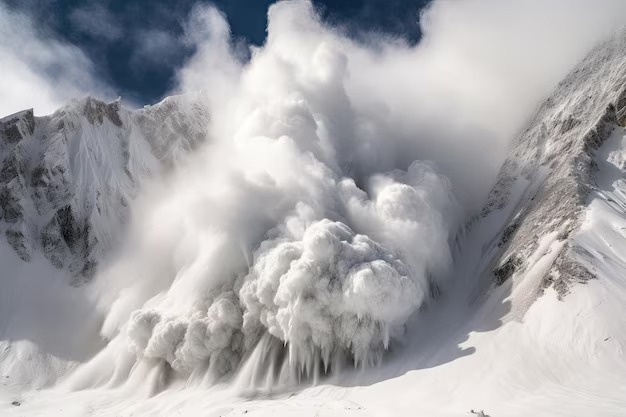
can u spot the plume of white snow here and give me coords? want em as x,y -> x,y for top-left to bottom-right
66,0 -> 626,388
0,3 -> 112,116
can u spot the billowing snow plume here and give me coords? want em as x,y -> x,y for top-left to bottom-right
118,162 -> 457,381
78,2 -> 463,386
97,133 -> 459,383
0,4 -> 112,116
66,0 -> 626,390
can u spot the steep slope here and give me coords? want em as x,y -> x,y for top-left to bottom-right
0,95 -> 209,283
481,29 -> 626,307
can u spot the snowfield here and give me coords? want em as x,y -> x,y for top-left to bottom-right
1,2 -> 626,416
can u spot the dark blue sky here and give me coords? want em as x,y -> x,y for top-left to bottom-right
4,0 -> 431,105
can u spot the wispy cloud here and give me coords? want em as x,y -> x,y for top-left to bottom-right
69,3 -> 124,42
131,29 -> 185,68
0,3 -> 112,116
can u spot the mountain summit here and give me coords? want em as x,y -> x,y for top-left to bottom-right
0,95 -> 209,283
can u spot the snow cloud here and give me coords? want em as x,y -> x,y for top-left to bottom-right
131,29 -> 182,66
0,3 -> 112,117
171,0 -> 626,209
84,0 -> 626,387
69,3 -> 124,42
2,0 -> 623,389
90,3 -> 463,382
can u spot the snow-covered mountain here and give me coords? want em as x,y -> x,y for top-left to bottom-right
481,29 -> 626,300
0,95 -> 209,283
1,29 -> 626,417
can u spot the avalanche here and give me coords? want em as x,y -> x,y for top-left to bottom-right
1,0 -> 626,416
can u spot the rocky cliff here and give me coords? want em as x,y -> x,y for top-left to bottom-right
0,95 -> 209,283
482,30 -> 626,300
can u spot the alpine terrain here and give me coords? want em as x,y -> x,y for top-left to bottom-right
1,9 -> 626,417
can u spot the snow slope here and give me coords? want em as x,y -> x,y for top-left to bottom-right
2,28 -> 626,417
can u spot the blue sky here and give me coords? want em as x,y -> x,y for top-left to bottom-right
3,0 -> 431,105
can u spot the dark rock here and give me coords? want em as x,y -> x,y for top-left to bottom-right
0,186 -> 24,223
0,109 -> 35,145
56,205 -> 80,250
41,218 -> 66,269
498,221 -> 518,247
82,98 -> 123,127
6,229 -> 31,262
0,150 -> 26,183
494,254 -> 522,286
1,124 -> 23,144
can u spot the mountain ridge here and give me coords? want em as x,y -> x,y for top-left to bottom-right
479,30 -> 626,303
0,94 -> 210,283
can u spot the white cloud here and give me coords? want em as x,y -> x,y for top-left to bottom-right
69,3 -> 124,41
172,0 -> 626,208
131,29 -> 183,67
342,0 -> 626,207
0,3 -> 112,117
173,4 -> 243,103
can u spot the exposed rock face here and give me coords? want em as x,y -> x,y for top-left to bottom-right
482,31 -> 626,299
0,95 -> 210,284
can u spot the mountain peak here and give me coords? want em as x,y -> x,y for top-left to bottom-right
0,109 -> 36,145
0,93 -> 210,282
